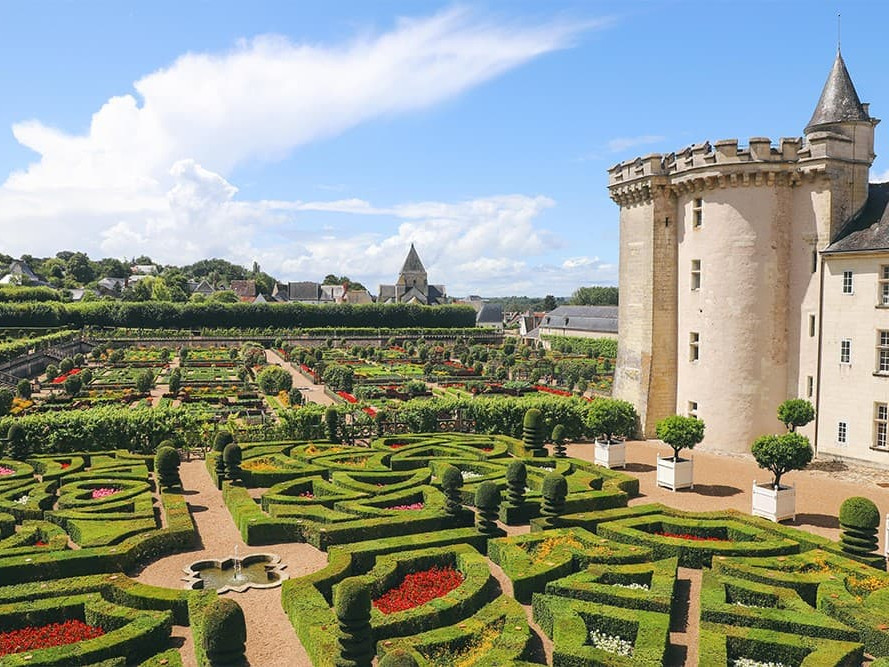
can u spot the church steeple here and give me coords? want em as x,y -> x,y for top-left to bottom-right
806,49 -> 869,133
399,243 -> 426,274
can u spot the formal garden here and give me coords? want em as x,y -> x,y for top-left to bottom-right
0,317 -> 886,665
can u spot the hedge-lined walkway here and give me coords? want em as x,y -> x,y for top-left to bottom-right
266,348 -> 336,407
134,460 -> 325,666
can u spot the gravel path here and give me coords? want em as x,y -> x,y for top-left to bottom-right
132,460 -> 326,667
265,349 -> 335,406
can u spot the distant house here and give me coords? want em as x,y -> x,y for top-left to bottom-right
536,306 -> 618,344
273,281 -> 368,304
96,277 -> 126,296
229,280 -> 257,300
131,264 -> 158,275
344,288 -> 374,304
0,259 -> 48,286
519,312 -> 545,337
377,244 -> 447,305
475,302 -> 503,329
187,279 -> 216,296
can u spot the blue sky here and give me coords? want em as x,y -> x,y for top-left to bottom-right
1,1 -> 887,296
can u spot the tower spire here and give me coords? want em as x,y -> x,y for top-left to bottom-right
805,49 -> 868,133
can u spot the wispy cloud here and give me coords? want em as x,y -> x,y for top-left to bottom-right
605,134 -> 665,154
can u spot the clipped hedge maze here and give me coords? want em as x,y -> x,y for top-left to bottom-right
0,450 -> 199,665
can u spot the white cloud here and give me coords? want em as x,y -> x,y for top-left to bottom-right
606,135 -> 665,154
0,7 -> 614,294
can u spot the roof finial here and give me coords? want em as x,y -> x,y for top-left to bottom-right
837,12 -> 841,53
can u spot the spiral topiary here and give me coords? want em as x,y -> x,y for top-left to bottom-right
378,650 -> 420,667
6,423 -> 25,460
441,464 -> 464,517
154,444 -> 181,489
541,472 -> 568,529
839,496 -> 881,558
522,408 -> 545,457
223,443 -> 242,483
334,578 -> 373,667
551,424 -> 567,458
475,481 -> 502,537
214,431 -> 234,453
201,597 -> 247,666
505,460 -> 527,508
326,407 -> 341,444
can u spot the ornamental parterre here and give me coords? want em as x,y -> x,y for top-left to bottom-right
372,566 -> 464,615
0,619 -> 105,655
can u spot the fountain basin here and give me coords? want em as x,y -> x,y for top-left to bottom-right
183,553 -> 288,593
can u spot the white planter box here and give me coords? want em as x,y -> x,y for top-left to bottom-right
751,482 -> 795,522
594,439 -> 626,469
656,455 -> 693,491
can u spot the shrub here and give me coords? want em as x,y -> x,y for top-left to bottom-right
777,399 -> 815,432
655,415 -> 705,462
551,424 -> 566,458
506,460 -> 527,508
213,431 -> 234,453
839,496 -> 880,558
202,597 -> 247,666
79,368 -> 93,386
256,365 -> 293,395
585,398 -> 637,443
168,368 -> 182,395
0,389 -> 12,417
223,443 -> 243,483
155,445 -> 181,490
288,387 -> 304,406
6,423 -> 25,459
522,408 -> 545,455
16,379 -> 31,399
59,357 -> 74,374
334,578 -> 373,667
64,374 -> 83,396
45,363 -> 59,381
135,369 -> 155,393
326,407 -> 340,444
541,472 -> 568,528
441,464 -> 463,517
323,364 -> 355,393
378,649 -> 419,667
73,352 -> 85,367
751,432 -> 813,490
475,481 -> 502,537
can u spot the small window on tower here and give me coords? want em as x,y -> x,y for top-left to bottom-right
809,314 -> 816,338
691,260 -> 701,291
692,198 -> 703,228
689,332 -> 700,362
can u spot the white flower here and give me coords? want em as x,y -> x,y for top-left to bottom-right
588,629 -> 634,657
732,659 -> 789,667
613,582 -> 649,590
14,495 -> 29,505
461,471 -> 483,480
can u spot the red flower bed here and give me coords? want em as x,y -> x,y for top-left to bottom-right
363,406 -> 377,417
654,531 -> 727,542
298,491 -> 314,499
0,619 -> 105,655
59,462 -> 71,469
51,368 -> 81,385
389,443 -> 407,450
0,466 -> 14,476
35,540 -> 48,547
386,502 -> 424,511
534,385 -> 572,397
373,566 -> 464,614
337,391 -> 358,403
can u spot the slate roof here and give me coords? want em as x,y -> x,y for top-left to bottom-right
400,244 -> 426,274
540,305 -> 618,334
824,182 -> 889,254
476,302 -> 503,325
806,50 -> 869,132
288,281 -> 322,301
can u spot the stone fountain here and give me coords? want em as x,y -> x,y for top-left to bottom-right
183,548 -> 288,594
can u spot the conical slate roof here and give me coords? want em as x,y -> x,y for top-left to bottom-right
399,244 -> 426,274
806,50 -> 868,132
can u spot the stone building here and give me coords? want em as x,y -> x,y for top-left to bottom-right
609,50 -> 889,464
378,244 -> 447,305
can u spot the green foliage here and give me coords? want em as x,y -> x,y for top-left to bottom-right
551,424 -> 567,458
522,408 -> 545,454
326,407 -> 340,443
223,443 -> 242,482
0,388 -> 12,416
540,335 -> 618,358
334,578 -> 373,667
59,356 -> 74,374
0,330 -> 79,363
585,398 -> 637,442
63,373 -> 82,396
570,285 -> 619,306
16,378 -> 31,399
201,597 -> 247,666
476,481 -> 502,537
213,431 -> 234,453
506,460 -> 527,508
168,367 -> 182,394
44,363 -> 59,381
839,496 -> 880,529
0,285 -> 61,302
134,368 -> 155,393
751,432 -> 813,489
154,445 -> 181,489
777,399 -> 815,432
256,365 -> 293,395
655,415 -> 705,461
6,423 -> 24,459
324,364 -> 355,392
79,367 -> 93,386
378,649 -> 419,667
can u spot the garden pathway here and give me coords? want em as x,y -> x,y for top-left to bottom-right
133,460 -> 326,667
665,567 -> 701,667
265,349 -> 336,407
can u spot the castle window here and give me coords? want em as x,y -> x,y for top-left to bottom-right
879,265 -> 889,305
875,403 -> 888,450
837,421 -> 847,444
687,401 -> 698,418
692,198 -> 703,228
806,376 -> 814,398
808,314 -> 816,338
689,332 -> 700,362
690,260 -> 701,290
840,339 -> 851,364
878,331 -> 889,374
811,250 -> 818,274
842,270 -> 854,294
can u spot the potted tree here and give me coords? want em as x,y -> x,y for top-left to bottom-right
777,399 -> 815,433
751,432 -> 812,522
655,415 -> 704,491
586,399 -> 637,469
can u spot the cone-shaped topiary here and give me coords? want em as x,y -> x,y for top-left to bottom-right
522,409 -> 545,456
378,650 -> 420,667
326,407 -> 341,444
839,496 -> 881,558
223,443 -> 242,483
6,423 -> 25,460
541,472 -> 568,529
154,445 -> 181,490
202,597 -> 247,666
505,460 -> 527,508
334,578 -> 373,667
475,481 -> 502,537
551,424 -> 567,458
214,431 -> 234,453
441,464 -> 464,517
